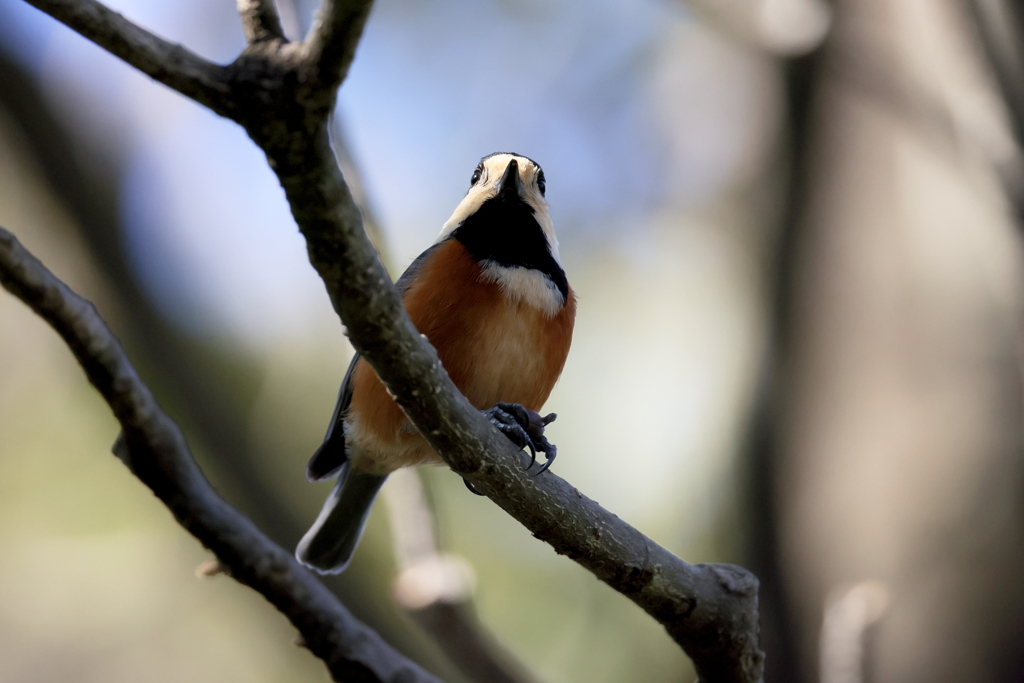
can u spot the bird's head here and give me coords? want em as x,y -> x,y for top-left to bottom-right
439,153 -> 559,263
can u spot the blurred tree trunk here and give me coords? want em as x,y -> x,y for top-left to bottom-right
741,44 -> 824,683
756,0 -> 1024,680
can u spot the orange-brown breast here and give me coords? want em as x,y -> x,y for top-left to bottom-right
346,239 -> 575,471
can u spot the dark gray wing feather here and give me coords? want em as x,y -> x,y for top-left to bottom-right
304,241 -> 446,481
305,352 -> 360,481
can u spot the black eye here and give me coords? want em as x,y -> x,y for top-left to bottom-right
470,166 -> 483,186
537,170 -> 546,196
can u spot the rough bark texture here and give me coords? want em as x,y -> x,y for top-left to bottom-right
237,0 -> 285,44
11,1 -> 766,680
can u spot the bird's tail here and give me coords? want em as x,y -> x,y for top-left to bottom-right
296,463 -> 388,574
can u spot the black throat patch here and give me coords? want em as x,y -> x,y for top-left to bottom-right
450,194 -> 569,301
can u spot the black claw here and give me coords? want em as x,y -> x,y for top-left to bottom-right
483,402 -> 558,476
511,420 -> 536,466
484,403 -> 535,470
535,455 -> 555,475
532,437 -> 556,476
524,431 -> 537,467
464,477 -> 485,496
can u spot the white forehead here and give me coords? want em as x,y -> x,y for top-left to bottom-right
482,153 -> 539,176
439,154 -> 560,262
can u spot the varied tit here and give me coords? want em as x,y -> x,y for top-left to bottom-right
297,153 -> 577,574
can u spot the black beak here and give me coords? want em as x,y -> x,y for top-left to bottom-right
498,159 -> 520,199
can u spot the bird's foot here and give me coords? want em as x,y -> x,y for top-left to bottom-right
482,402 -> 558,475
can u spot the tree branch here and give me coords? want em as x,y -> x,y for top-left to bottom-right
17,1 -> 766,680
0,226 -> 443,683
303,0 -> 375,98
238,0 -> 286,45
21,0 -> 234,117
385,470 -> 541,683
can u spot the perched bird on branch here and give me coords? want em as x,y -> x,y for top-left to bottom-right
297,153 -> 577,574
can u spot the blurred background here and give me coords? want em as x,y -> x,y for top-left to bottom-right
1,0 -> 1023,681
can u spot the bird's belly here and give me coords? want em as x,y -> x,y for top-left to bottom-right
457,302 -> 554,411
345,240 -> 574,472
346,303 -> 554,472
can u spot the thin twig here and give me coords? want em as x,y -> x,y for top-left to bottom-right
238,0 -> 286,44
385,471 -> 541,683
0,226 -> 443,683
329,113 -> 394,269
21,0 -> 234,118
303,0 -> 375,96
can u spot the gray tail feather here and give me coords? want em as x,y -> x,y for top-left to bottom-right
306,432 -> 346,482
296,463 -> 388,574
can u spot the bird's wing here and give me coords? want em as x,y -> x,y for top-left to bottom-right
304,241 -> 446,482
305,351 -> 360,481
395,241 -> 442,296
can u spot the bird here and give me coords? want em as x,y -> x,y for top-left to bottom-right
296,153 -> 576,574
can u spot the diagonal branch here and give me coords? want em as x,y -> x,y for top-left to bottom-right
22,0 -> 235,118
238,0 -> 286,45
0,226 -> 443,683
302,0 -> 374,99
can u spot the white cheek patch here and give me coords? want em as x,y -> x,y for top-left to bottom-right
480,261 -> 565,318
